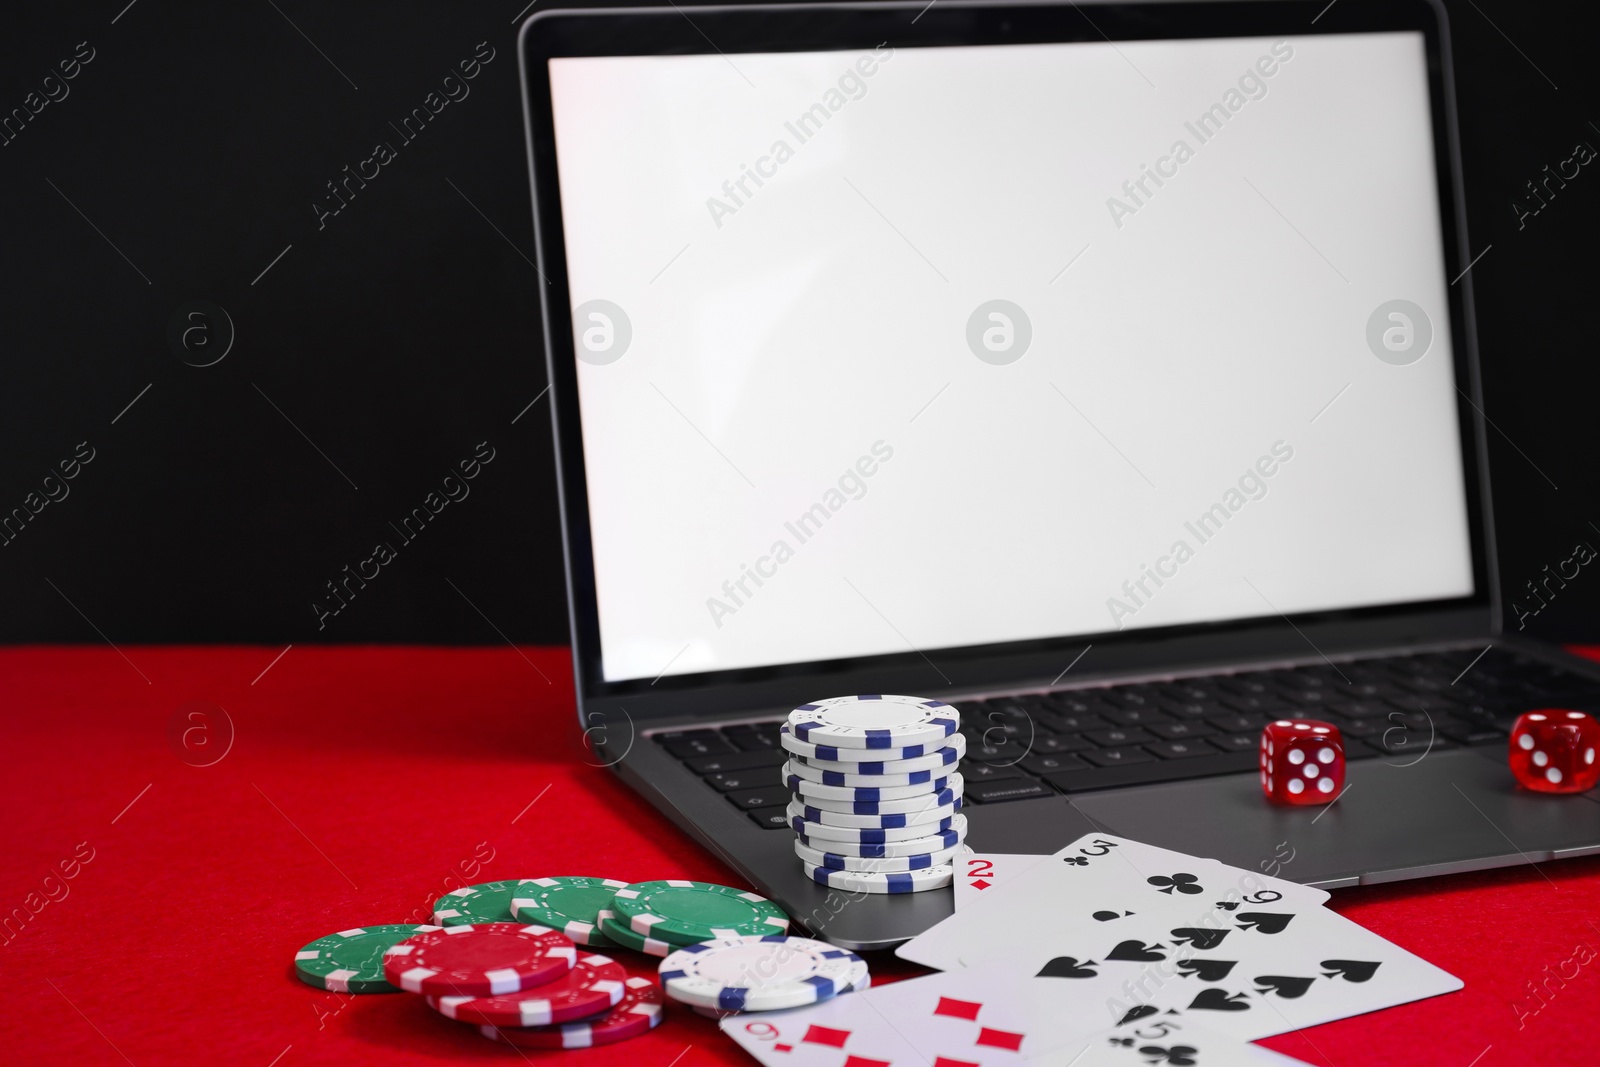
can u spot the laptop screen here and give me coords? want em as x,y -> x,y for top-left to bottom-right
546,30 -> 1476,684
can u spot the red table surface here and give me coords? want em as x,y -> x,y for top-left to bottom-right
3,645 -> 1599,1067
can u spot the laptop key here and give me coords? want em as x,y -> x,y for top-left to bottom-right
1040,712 -> 1111,733
1220,695 -> 1282,714
1148,721 -> 1213,741
1101,707 -> 1173,727
724,786 -> 789,810
746,806 -> 792,830
654,728 -> 720,743
1031,733 -> 1096,754
960,761 -> 1028,781
683,749 -> 786,775
1080,746 -> 1156,767
1085,727 -> 1156,747
1145,740 -> 1220,759
1045,750 -> 1256,792
1156,700 -> 1220,720
1019,753 -> 1091,776
1209,732 -> 1260,752
707,770 -> 782,793
1205,712 -> 1268,733
729,732 -> 781,751
662,735 -> 735,758
965,777 -> 1057,803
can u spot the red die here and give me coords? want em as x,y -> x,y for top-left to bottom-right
1508,709 -> 1600,794
1260,719 -> 1344,805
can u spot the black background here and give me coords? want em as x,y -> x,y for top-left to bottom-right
1,0 -> 1595,647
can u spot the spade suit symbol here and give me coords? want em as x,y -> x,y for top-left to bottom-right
1106,940 -> 1168,962
1321,959 -> 1381,982
1186,988 -> 1251,1012
1037,956 -> 1099,979
1176,958 -> 1237,982
1234,912 -> 1294,934
1093,910 -> 1135,922
1254,975 -> 1316,999
1169,928 -> 1229,950
1115,1004 -> 1161,1026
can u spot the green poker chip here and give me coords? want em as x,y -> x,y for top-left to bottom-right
594,908 -> 675,957
510,876 -> 627,948
431,880 -> 530,926
294,924 -> 440,993
609,881 -> 789,946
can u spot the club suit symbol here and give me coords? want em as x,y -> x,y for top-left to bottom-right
1168,928 -> 1229,950
1138,1045 -> 1200,1066
1106,941 -> 1167,962
1186,988 -> 1251,1012
1234,912 -> 1294,934
1175,958 -> 1237,982
1254,975 -> 1316,999
1037,956 -> 1099,979
1321,959 -> 1381,982
1147,873 -> 1203,895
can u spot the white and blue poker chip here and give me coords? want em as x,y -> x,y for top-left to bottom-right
795,822 -> 964,857
786,695 -> 960,751
786,797 -> 962,830
795,780 -> 963,817
784,759 -> 944,789
802,861 -> 954,894
791,735 -> 965,778
780,726 -> 944,764
794,838 -> 960,872
657,935 -> 869,1012
784,764 -> 953,802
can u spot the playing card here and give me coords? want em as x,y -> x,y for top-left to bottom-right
1028,1020 -> 1313,1066
719,993 -> 923,1067
955,852 -> 1050,910
722,960 -> 1128,1067
899,834 -> 1328,971
999,905 -> 1462,1042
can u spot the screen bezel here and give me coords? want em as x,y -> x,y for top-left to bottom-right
518,0 -> 1498,720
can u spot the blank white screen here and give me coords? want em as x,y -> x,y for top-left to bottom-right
548,31 -> 1476,683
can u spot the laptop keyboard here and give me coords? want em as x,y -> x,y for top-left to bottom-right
653,648 -> 1600,830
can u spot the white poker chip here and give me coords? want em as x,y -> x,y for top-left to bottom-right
796,822 -> 965,857
796,781 -> 963,817
691,968 -> 875,1018
781,726 -> 948,764
789,799 -> 961,832
785,763 -> 953,802
802,862 -> 953,894
658,935 -> 869,1011
791,737 -> 965,779
786,695 -> 961,751
795,839 -> 961,872
785,759 -> 950,791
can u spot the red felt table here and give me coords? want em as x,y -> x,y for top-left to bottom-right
4,645 -> 1599,1067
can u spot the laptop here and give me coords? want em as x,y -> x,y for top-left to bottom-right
516,0 -> 1600,950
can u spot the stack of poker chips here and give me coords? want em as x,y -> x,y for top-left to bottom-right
293,874 -> 802,1050
780,694 -> 965,893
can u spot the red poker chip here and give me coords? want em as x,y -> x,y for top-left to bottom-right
425,951 -> 628,1026
479,977 -> 664,1049
382,923 -> 576,996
